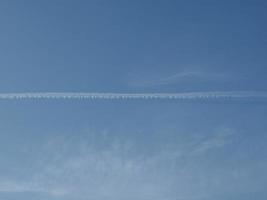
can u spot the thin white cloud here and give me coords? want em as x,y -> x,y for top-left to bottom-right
190,128 -> 234,155
0,91 -> 266,100
0,181 -> 32,193
0,180 -> 66,196
0,127 -> 259,200
0,127 -> 235,199
130,71 -> 228,87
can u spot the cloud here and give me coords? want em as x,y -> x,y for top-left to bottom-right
0,180 -> 66,197
190,128 -> 234,155
3,128 -> 235,199
30,136 -> 175,200
0,127 -> 260,200
129,71 -> 228,87
0,181 -> 32,193
0,91 -> 266,100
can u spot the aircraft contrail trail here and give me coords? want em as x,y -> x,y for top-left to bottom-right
0,91 -> 266,100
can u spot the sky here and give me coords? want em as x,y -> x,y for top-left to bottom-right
0,0 -> 267,199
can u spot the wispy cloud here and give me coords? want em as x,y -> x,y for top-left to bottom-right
0,127 -> 237,200
0,180 -> 66,197
189,128 -> 234,155
130,71 -> 227,87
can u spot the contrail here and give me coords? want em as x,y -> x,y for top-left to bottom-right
0,91 -> 266,100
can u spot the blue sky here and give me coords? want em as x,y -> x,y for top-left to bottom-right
0,1 -> 267,199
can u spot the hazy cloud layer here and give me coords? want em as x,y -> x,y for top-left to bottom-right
0,127 -> 240,200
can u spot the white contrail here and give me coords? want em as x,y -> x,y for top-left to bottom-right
0,91 -> 266,100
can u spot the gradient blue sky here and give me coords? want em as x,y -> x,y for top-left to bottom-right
0,1 -> 267,199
